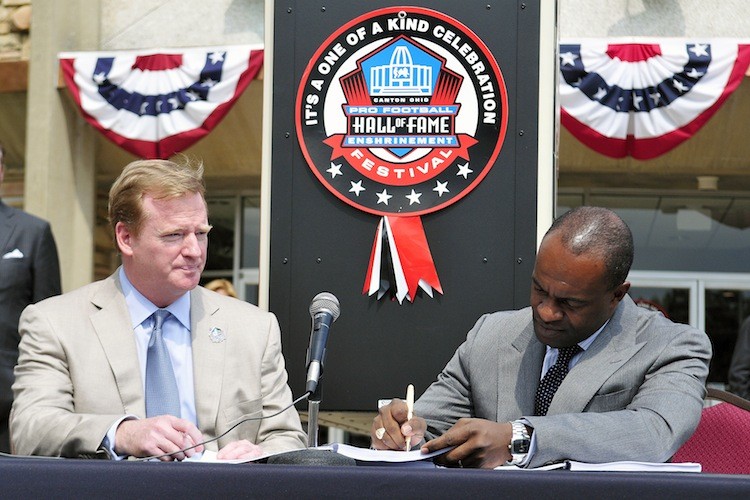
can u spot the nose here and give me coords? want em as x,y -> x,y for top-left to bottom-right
182,233 -> 203,258
536,297 -> 563,323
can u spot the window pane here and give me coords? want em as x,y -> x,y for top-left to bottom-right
206,197 -> 236,272
629,286 -> 690,326
241,195 -> 261,269
704,289 -> 750,386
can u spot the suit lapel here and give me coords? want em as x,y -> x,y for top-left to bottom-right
190,288 -> 226,430
550,296 -> 645,414
89,273 -> 146,416
503,317 -> 546,416
0,202 -> 17,253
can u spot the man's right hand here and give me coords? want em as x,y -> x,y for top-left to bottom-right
114,416 -> 205,461
370,398 -> 426,451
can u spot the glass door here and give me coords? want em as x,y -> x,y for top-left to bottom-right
628,271 -> 750,391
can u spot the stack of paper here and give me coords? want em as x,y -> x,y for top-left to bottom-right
497,460 -> 701,472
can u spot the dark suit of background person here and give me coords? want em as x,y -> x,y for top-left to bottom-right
728,315 -> 750,399
372,206 -> 712,468
10,159 -> 306,460
0,142 -> 61,454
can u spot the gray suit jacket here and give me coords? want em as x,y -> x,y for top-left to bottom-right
10,272 -> 306,458
414,295 -> 712,467
0,200 -> 61,453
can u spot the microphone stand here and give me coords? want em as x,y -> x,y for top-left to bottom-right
307,381 -> 323,448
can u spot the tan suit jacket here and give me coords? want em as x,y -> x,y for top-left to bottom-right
10,272 -> 306,458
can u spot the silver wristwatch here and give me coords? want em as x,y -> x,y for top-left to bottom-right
507,421 -> 531,465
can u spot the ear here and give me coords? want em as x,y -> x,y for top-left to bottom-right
115,222 -> 135,257
612,281 -> 631,304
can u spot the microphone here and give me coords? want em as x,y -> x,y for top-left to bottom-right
305,292 -> 340,394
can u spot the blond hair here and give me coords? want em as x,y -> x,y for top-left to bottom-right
108,158 -> 206,238
204,278 -> 238,298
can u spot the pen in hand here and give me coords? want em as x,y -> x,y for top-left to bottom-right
405,384 -> 414,452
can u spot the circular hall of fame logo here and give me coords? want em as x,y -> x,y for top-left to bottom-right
296,6 -> 508,217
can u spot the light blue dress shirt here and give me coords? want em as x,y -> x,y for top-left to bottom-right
103,268 -> 198,458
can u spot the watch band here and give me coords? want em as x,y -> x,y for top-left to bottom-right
507,420 -> 531,465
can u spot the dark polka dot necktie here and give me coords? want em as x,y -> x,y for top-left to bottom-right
534,345 -> 583,416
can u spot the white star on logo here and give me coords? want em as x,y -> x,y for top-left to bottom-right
593,87 -> 607,101
456,162 -> 473,179
405,189 -> 422,205
376,189 -> 392,205
349,180 -> 365,196
672,79 -> 688,93
201,77 -> 217,88
433,180 -> 449,197
689,44 -> 709,58
93,72 -> 106,85
187,90 -> 200,101
140,102 -> 149,114
649,92 -> 661,105
560,51 -> 578,66
209,52 -> 225,64
685,68 -> 704,79
327,162 -> 343,178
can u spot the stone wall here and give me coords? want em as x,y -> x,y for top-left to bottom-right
0,0 -> 30,61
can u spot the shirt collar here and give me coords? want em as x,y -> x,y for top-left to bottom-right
119,267 -> 191,330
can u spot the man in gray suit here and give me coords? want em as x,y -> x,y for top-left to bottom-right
0,141 -> 61,454
11,159 -> 306,460
372,207 -> 712,468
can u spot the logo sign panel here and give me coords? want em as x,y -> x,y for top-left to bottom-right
296,6 -> 508,302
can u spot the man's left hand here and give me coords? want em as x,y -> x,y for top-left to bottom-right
217,439 -> 264,460
421,418 -> 513,468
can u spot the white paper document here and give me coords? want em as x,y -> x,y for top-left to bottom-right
496,460 -> 701,472
191,443 -> 450,466
330,443 -> 449,463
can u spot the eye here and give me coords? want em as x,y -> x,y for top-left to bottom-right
162,233 -> 182,242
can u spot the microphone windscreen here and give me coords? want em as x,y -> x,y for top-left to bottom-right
309,292 -> 340,321
266,448 -> 356,466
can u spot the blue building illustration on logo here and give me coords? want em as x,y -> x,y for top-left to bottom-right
361,39 -> 441,96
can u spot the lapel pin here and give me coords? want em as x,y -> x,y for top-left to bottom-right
209,327 -> 226,343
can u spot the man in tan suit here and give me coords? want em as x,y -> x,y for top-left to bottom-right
10,159 -> 306,460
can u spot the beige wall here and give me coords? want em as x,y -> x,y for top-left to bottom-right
560,0 -> 750,37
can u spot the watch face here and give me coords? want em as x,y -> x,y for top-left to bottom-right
512,439 -> 531,454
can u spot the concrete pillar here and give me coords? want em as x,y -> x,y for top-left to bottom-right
24,0 -> 100,291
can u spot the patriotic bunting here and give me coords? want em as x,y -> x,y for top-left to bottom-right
59,45 -> 263,159
560,39 -> 750,159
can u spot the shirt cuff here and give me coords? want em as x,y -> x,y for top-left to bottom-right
102,415 -> 138,460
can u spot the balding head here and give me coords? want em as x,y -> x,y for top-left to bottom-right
545,206 -> 634,290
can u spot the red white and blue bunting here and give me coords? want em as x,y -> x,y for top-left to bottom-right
59,45 -> 263,159
560,39 -> 750,159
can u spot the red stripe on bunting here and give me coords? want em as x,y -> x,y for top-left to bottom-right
132,54 -> 183,71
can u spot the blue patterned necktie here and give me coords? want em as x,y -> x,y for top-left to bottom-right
145,309 -> 181,418
534,345 -> 583,416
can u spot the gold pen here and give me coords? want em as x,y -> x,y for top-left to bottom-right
405,384 -> 414,452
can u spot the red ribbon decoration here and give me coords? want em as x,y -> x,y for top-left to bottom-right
364,216 -> 443,303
